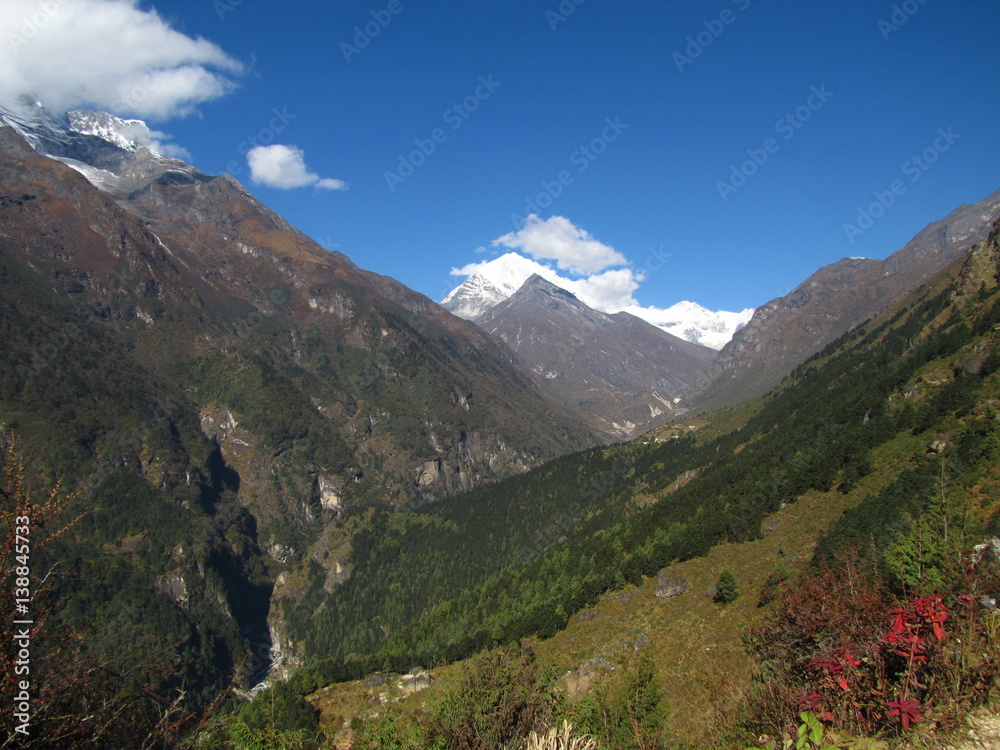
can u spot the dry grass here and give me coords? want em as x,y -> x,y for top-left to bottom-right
523,721 -> 597,750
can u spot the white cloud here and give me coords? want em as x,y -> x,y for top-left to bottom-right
315,177 -> 348,190
474,215 -> 639,311
146,131 -> 191,161
247,145 -> 347,191
492,214 -> 628,275
569,268 -> 643,312
0,0 -> 242,120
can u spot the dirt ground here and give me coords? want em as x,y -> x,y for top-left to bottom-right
940,710 -> 1000,750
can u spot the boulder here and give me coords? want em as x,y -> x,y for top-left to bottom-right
654,572 -> 687,600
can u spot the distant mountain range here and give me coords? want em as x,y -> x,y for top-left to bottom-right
442,251 -> 754,350
439,188 -> 1000,435
441,252 -> 750,436
43,97 -> 990,439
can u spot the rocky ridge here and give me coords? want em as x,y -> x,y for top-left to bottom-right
690,188 -> 1000,412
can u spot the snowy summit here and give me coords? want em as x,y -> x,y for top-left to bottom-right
442,252 -> 753,350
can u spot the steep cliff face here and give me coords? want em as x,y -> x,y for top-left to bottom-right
690,189 -> 1000,412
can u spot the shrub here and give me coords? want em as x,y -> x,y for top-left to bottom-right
430,646 -> 557,750
742,549 -> 1000,740
562,656 -> 666,750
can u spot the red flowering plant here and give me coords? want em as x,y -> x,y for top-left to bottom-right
742,539 -> 1000,743
773,594 -> 949,736
880,594 -> 948,731
743,560 -> 895,737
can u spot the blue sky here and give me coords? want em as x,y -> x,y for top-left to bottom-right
3,0 -> 999,312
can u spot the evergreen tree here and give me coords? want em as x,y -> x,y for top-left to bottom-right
714,567 -> 739,604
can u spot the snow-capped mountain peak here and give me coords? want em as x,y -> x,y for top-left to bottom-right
0,100 -> 200,197
67,110 -> 157,154
441,252 -> 563,319
442,252 -> 753,349
623,301 -> 754,350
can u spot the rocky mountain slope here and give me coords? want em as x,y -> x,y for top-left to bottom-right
0,108 -> 597,503
475,275 -> 717,437
689,188 -> 1000,412
0,108 -> 599,702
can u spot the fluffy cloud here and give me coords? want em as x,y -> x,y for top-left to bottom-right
493,214 -> 628,275
247,144 -> 347,191
568,268 -> 643,312
140,129 -> 191,160
0,0 -> 242,119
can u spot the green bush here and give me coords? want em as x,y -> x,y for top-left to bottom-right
714,568 -> 740,604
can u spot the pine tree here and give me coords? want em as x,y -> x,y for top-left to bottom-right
714,567 -> 739,604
